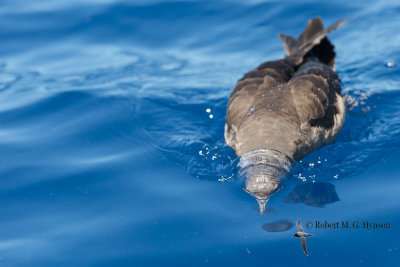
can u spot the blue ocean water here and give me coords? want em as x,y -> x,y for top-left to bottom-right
0,0 -> 399,266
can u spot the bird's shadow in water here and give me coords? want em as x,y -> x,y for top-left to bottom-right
261,182 -> 339,233
262,220 -> 295,232
283,182 -> 340,208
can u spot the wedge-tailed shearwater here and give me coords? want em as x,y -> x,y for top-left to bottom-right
225,17 -> 348,214
293,219 -> 313,256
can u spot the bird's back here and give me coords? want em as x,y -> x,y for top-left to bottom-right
225,17 -> 347,161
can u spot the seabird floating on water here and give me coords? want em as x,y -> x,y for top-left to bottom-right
224,17 -> 349,214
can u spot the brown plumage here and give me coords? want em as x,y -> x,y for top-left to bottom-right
225,17 -> 348,213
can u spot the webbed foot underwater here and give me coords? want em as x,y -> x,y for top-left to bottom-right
224,17 -> 349,214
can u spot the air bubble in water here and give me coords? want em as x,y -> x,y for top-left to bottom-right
247,107 -> 255,116
386,61 -> 394,68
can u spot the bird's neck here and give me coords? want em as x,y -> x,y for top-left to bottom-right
239,149 -> 293,172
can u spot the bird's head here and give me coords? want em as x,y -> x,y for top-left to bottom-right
239,149 -> 293,215
243,173 -> 281,215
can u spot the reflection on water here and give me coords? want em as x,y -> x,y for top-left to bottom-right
284,182 -> 339,207
262,220 -> 294,232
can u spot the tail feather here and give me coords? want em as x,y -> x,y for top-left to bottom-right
299,16 -> 324,43
279,17 -> 349,67
279,34 -> 301,56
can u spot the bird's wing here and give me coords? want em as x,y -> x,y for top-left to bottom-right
301,237 -> 308,256
296,219 -> 304,232
226,59 -> 295,130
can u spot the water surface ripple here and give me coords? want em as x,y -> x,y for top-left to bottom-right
0,0 -> 399,266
